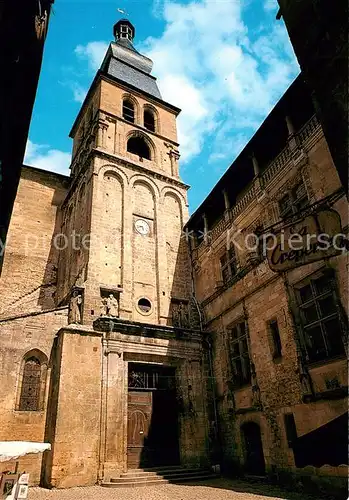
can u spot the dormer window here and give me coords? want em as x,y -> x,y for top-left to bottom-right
123,99 -> 135,123
144,109 -> 155,132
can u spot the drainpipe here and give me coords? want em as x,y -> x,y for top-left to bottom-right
187,234 -> 220,464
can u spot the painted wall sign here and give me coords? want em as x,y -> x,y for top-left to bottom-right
266,209 -> 346,272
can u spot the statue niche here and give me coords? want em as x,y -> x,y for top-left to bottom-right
100,291 -> 120,318
69,289 -> 83,324
171,300 -> 190,328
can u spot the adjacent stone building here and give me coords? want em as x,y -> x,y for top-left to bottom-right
0,19 -> 347,492
186,74 -> 348,484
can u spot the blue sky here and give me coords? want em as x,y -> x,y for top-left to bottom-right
25,0 -> 300,212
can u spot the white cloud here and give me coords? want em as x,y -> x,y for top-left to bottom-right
264,0 -> 278,11
140,0 -> 299,163
24,140 -> 71,176
75,41 -> 108,72
71,83 -> 87,104
71,1 -> 299,165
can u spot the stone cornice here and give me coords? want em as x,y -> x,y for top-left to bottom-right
94,317 -> 203,343
93,148 -> 190,190
100,108 -> 180,148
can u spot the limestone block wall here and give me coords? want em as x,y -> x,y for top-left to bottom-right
190,122 -> 348,474
0,309 -> 68,485
78,155 -> 191,328
99,79 -> 179,177
43,328 -> 103,488
0,166 -> 69,318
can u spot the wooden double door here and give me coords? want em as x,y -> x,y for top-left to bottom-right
127,364 -> 179,469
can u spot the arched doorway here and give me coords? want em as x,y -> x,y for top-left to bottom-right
241,422 -> 265,475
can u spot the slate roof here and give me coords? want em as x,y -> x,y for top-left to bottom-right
101,40 -> 162,99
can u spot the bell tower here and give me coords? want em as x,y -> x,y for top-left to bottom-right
46,21 -> 208,487
58,19 -> 191,327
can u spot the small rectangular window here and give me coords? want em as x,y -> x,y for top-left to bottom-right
268,319 -> 282,359
284,413 -> 297,448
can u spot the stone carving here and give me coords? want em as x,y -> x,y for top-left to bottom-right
104,293 -> 119,317
172,301 -> 190,328
172,305 -> 180,328
179,302 -> 189,328
69,290 -> 82,324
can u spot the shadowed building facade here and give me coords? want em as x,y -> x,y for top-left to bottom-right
0,0 -> 54,275
0,19 -> 347,494
185,74 -> 348,489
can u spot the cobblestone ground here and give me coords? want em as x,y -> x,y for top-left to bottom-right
29,478 -> 323,500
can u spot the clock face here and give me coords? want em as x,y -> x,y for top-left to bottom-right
135,219 -> 150,235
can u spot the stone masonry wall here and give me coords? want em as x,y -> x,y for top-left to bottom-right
0,166 -> 69,485
191,120 -> 348,475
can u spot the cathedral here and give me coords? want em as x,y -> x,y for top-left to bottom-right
0,19 -> 347,494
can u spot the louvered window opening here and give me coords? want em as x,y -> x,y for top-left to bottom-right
123,101 -> 135,123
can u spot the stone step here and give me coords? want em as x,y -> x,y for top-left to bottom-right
102,478 -> 168,488
128,465 -> 184,473
120,467 -> 206,478
112,470 -> 214,483
102,472 -> 217,488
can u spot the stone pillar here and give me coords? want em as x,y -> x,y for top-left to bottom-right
223,189 -> 230,211
223,189 -> 231,221
285,115 -> 301,154
120,182 -> 133,320
285,115 -> 295,136
251,153 -> 260,176
103,348 -> 126,479
97,119 -> 108,148
169,150 -> 180,177
45,328 -> 103,488
252,153 -> 262,193
203,213 -> 209,243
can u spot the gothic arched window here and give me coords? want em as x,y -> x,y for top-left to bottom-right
127,136 -> 151,160
144,109 -> 155,132
19,358 -> 41,411
123,99 -> 135,123
17,350 -> 48,412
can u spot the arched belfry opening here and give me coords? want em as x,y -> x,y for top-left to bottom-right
123,99 -> 135,123
144,108 -> 155,132
127,136 -> 151,160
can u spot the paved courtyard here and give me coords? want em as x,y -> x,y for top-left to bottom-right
28,478 -> 326,500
